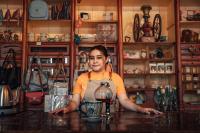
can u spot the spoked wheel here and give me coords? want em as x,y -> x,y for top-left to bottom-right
133,14 -> 140,42
153,14 -> 162,42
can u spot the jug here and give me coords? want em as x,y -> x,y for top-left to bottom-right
0,84 -> 20,108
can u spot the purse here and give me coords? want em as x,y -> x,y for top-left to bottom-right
49,56 -> 68,95
25,91 -> 44,105
24,57 -> 48,105
25,57 -> 48,92
0,48 -> 20,90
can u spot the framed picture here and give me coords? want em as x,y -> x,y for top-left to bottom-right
149,63 -> 157,73
165,63 -> 174,73
157,63 -> 165,73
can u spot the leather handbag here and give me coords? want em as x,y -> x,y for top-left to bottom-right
29,0 -> 48,20
25,91 -> 44,105
24,57 -> 48,105
48,56 -> 68,95
0,48 -> 20,90
25,57 -> 48,92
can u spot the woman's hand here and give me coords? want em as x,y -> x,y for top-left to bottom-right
141,108 -> 163,115
49,107 -> 69,115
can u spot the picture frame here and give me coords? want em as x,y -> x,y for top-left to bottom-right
157,63 -> 165,73
149,63 -> 157,73
165,63 -> 174,73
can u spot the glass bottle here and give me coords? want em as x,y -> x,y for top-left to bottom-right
94,82 -> 113,118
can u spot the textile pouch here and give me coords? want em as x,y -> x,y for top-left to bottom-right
26,91 -> 45,105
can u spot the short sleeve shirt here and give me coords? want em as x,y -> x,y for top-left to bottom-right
73,71 -> 126,100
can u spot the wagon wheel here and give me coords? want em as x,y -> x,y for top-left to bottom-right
153,14 -> 162,42
133,14 -> 140,42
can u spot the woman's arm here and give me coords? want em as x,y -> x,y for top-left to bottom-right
50,94 -> 81,114
118,93 -> 162,115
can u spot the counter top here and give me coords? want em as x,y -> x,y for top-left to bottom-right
0,110 -> 200,133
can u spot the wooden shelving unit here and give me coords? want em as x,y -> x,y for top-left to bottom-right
122,0 -> 177,108
177,0 -> 200,110
1,0 -> 199,111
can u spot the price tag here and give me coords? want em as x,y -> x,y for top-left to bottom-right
65,57 -> 68,64
36,41 -> 41,45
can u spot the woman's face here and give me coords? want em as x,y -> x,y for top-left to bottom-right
89,49 -> 108,72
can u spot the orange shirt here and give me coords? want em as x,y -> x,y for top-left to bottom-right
73,70 -> 126,100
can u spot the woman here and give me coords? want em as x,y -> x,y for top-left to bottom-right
51,45 -> 162,115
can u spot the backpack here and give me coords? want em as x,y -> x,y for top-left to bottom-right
29,0 -> 48,20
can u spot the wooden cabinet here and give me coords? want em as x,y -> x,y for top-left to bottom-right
177,0 -> 200,110
25,0 -> 74,91
0,0 -> 23,84
122,0 -> 177,108
74,0 -> 120,79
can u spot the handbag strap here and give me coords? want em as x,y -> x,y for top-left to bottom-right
26,56 -> 44,92
2,48 -> 17,68
52,55 -> 67,82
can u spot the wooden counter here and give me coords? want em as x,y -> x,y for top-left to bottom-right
0,111 -> 200,133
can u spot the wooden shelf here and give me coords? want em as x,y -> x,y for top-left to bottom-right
181,73 -> 200,75
149,58 -> 175,62
124,73 -> 175,77
183,103 -> 200,111
124,58 -> 148,62
124,73 -> 147,77
123,42 -> 175,47
28,19 -> 72,23
182,80 -> 200,83
81,20 -> 118,24
79,41 -> 117,45
1,20 -> 23,27
0,41 -> 22,44
180,43 -> 200,46
180,21 -> 200,27
123,0 -> 172,6
181,58 -> 200,61
182,62 -> 200,66
124,58 -> 175,62
30,64 -> 70,67
126,87 -> 155,92
28,42 -> 70,45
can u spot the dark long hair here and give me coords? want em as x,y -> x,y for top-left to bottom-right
89,45 -> 109,57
